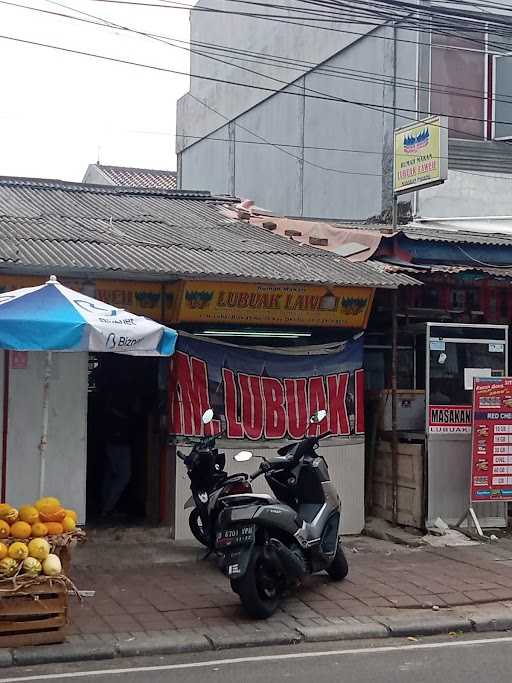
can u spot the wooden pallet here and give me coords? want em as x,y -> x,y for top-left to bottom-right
0,583 -> 67,648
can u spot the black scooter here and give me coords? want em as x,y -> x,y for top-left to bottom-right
177,409 -> 253,548
215,410 -> 348,618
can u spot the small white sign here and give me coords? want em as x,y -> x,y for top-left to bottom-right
489,343 -> 504,353
430,339 -> 446,351
464,368 -> 492,391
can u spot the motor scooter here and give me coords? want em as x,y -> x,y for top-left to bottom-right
215,410 -> 348,618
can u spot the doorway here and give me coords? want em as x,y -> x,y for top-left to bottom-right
86,354 -> 161,525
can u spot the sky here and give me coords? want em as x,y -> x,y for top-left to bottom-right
1,0 -> 191,181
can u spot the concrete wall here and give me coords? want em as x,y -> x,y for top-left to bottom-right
177,0 -> 387,150
0,351 -> 88,523
418,169 -> 512,218
173,437 -> 365,540
180,24 -> 418,219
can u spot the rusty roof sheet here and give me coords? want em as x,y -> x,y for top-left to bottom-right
0,176 -> 411,289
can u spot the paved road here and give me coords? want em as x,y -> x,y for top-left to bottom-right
1,634 -> 512,682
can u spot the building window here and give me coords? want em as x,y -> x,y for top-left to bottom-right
493,53 -> 512,139
430,32 -> 486,139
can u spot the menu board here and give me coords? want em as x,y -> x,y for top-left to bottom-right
471,377 -> 512,503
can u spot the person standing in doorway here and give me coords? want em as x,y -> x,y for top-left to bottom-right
101,389 -> 135,518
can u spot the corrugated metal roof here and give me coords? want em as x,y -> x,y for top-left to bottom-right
337,219 -> 512,247
403,220 -> 512,246
0,176 -> 408,289
90,164 -> 177,190
379,261 -> 512,280
449,139 -> 512,174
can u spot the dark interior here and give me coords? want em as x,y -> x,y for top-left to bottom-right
86,354 -> 160,525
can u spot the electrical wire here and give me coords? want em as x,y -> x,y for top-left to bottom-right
0,0 -> 503,108
4,0 -> 512,180
4,0 -> 511,131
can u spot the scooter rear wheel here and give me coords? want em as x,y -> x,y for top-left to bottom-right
189,508 -> 209,547
327,543 -> 348,581
232,546 -> 280,619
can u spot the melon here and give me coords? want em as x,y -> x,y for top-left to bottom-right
23,557 -> 42,576
4,507 -> 18,524
42,554 -> 62,576
28,538 -> 50,561
0,503 -> 12,520
31,522 -> 48,538
0,557 -> 18,576
34,497 -> 61,512
0,521 -> 9,539
62,516 -> 76,533
0,543 -> 7,560
8,542 -> 28,561
64,509 -> 77,523
19,505 -> 39,525
45,522 -> 64,536
39,506 -> 66,523
10,521 -> 31,539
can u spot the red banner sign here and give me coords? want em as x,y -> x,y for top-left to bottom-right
168,335 -> 365,440
471,377 -> 512,503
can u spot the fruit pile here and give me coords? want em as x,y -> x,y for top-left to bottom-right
0,496 -> 79,579
0,538 -> 60,578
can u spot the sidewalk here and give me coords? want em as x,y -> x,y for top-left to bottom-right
68,535 -> 512,633
5,534 -> 512,667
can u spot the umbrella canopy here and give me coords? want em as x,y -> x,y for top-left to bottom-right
0,276 -> 177,356
0,276 -> 178,498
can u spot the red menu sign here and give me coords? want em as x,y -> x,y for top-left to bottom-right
471,377 -> 512,503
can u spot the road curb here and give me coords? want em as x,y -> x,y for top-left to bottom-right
2,607 -> 512,668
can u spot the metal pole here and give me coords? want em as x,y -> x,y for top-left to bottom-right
39,351 -> 53,498
391,184 -> 399,524
391,289 -> 399,525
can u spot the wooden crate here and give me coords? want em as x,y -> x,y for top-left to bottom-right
0,582 -> 68,648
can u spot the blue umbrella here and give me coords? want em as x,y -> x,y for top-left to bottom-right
0,276 -> 178,495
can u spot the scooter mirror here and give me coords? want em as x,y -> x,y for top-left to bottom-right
310,409 -> 327,423
234,450 -> 253,462
202,408 -> 214,424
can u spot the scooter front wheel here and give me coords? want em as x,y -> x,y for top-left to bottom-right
189,508 -> 209,547
231,546 -> 281,619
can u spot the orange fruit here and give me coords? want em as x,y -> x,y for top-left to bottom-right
10,521 -> 32,539
19,506 -> 39,525
0,543 -> 7,560
62,516 -> 76,533
0,521 -> 9,539
45,522 -> 64,536
64,509 -> 77,523
31,522 -> 48,538
39,508 -> 66,523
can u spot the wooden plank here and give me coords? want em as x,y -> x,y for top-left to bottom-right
0,584 -> 66,600
0,597 -> 65,618
0,614 -> 66,634
0,627 -> 66,648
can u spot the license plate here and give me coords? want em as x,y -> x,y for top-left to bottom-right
216,525 -> 255,548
